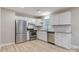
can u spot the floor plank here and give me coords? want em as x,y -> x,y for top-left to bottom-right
0,40 -> 76,52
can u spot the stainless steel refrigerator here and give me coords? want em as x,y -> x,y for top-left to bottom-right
15,20 -> 27,44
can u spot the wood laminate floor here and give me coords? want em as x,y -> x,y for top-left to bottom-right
0,40 -> 76,52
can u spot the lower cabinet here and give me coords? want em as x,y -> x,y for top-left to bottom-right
37,30 -> 47,41
55,32 -> 71,49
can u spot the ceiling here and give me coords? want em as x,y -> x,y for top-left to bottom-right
4,7 -> 70,17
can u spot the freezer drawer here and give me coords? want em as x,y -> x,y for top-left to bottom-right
47,32 -> 55,44
15,34 -> 27,44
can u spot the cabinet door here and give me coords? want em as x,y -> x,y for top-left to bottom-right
53,11 -> 71,25
55,33 -> 71,49
61,33 -> 71,49
53,15 -> 59,25
63,12 -> 71,24
37,31 -> 47,41
49,16 -> 53,25
55,33 -> 63,46
35,19 -> 43,26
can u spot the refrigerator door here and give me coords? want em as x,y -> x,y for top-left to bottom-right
15,20 -> 27,43
16,20 -> 27,34
16,34 -> 26,43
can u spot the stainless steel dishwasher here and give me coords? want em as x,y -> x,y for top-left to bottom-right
47,32 -> 55,44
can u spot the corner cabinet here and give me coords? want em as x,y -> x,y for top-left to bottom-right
52,11 -> 71,49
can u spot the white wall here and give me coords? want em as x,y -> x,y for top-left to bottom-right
71,8 -> 79,47
0,8 -> 1,46
1,8 -> 15,45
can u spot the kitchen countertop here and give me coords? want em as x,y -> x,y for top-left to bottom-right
37,29 -> 55,32
47,31 -> 55,33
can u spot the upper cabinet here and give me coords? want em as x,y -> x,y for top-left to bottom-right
48,16 -> 53,25
53,11 -> 71,25
52,11 -> 71,33
35,19 -> 43,27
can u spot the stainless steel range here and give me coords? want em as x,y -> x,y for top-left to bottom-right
27,29 -> 37,40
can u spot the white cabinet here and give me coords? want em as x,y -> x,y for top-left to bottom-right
37,30 -> 47,41
53,15 -> 59,25
48,16 -> 53,25
52,12 -> 71,33
55,33 -> 71,49
53,11 -> 71,25
27,24 -> 34,29
53,25 -> 71,33
53,11 -> 71,49
35,19 -> 43,26
27,31 -> 30,40
37,19 -> 48,30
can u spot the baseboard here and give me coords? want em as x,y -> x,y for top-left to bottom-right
71,45 -> 79,49
0,42 -> 15,47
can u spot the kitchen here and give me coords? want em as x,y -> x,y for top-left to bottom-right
0,7 -> 79,52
